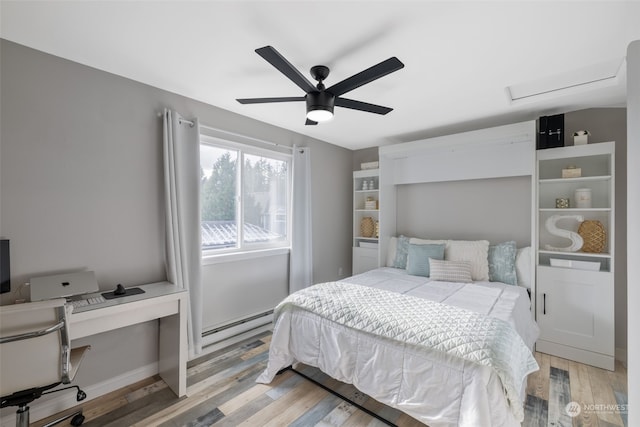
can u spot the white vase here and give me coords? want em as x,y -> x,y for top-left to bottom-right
574,188 -> 592,209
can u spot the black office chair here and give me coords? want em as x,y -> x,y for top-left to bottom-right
0,299 -> 91,427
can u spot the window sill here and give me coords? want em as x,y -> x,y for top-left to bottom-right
202,247 -> 290,265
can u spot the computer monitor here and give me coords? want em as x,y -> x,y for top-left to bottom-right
0,239 -> 9,294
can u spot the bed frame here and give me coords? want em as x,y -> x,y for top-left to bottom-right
267,121 -> 538,426
277,365 -> 397,426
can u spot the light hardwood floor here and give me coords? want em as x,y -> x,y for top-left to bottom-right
32,331 -> 628,427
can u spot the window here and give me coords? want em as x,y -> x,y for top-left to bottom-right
200,136 -> 291,255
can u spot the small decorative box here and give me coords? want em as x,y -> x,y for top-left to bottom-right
360,161 -> 379,170
365,200 -> 377,210
562,166 -> 582,178
556,198 -> 570,209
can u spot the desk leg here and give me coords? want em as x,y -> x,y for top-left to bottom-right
158,297 -> 187,397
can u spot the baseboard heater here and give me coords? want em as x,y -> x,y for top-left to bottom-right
202,310 -> 273,338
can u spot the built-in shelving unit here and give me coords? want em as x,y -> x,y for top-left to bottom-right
352,169 -> 379,275
535,141 -> 615,370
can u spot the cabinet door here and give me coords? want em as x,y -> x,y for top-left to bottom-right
537,266 -> 614,355
353,247 -> 378,275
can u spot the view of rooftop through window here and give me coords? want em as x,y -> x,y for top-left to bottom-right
200,143 -> 289,252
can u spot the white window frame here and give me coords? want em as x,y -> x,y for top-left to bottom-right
200,133 -> 292,261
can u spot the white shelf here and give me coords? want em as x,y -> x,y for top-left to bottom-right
538,249 -> 611,259
536,141 -> 615,160
539,175 -> 612,184
539,208 -> 611,212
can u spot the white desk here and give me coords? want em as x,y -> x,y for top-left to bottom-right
69,282 -> 187,397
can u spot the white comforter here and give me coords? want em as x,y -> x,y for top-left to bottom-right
257,268 -> 540,427
343,267 -> 539,351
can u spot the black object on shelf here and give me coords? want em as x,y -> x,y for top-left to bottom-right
102,285 -> 145,300
537,114 -> 564,149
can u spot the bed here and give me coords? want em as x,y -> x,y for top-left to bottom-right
256,239 -> 540,427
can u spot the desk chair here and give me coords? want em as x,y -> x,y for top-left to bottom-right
0,299 -> 91,427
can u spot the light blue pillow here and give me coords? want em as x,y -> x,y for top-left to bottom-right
406,243 -> 446,277
488,241 -> 517,285
392,235 -> 411,269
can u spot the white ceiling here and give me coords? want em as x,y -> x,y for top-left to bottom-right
2,1 -> 639,150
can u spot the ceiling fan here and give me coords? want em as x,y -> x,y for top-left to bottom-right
236,46 -> 404,125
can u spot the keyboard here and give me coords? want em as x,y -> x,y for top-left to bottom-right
68,295 -> 106,310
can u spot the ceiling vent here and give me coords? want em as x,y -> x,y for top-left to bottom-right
506,58 -> 625,104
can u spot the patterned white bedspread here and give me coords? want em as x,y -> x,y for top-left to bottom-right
343,267 -> 539,350
257,268 -> 540,426
274,281 -> 538,422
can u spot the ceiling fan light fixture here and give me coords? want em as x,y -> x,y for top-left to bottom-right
306,92 -> 335,122
307,107 -> 333,122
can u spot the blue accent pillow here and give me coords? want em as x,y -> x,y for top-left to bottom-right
392,235 -> 411,269
406,243 -> 446,277
488,241 -> 518,285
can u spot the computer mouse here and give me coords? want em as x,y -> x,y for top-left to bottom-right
114,284 -> 126,296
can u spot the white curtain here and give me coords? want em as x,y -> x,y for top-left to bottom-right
289,145 -> 313,293
163,108 -> 203,357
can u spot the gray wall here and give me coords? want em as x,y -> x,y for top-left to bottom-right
352,146 -> 378,171
0,40 -> 352,389
311,143 -> 354,281
396,176 -> 532,247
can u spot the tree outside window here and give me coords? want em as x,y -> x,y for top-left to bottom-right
200,142 -> 290,253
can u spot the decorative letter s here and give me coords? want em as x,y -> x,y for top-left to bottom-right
544,214 -> 584,252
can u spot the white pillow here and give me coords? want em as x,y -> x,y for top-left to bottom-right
387,237 -> 398,267
445,240 -> 490,281
410,238 -> 489,281
516,246 -> 532,289
409,237 -> 447,246
429,259 -> 473,283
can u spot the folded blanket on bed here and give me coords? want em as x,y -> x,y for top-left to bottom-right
275,281 -> 539,422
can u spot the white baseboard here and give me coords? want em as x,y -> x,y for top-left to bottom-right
615,347 -> 627,366
1,362 -> 158,427
536,340 -> 615,371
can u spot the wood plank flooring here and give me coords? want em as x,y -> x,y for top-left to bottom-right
31,331 -> 628,427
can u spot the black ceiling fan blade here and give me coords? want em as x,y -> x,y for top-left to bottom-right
305,118 -> 318,126
236,96 -> 305,104
335,98 -> 393,115
255,46 -> 316,94
327,57 -> 404,97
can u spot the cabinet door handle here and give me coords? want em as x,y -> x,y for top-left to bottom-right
543,293 -> 546,315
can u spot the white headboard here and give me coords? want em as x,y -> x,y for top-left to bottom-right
378,120 -> 536,266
